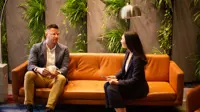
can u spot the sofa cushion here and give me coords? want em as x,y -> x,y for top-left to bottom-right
19,81 -> 176,101
67,54 -> 170,81
67,53 -> 124,80
64,81 -> 176,101
145,54 -> 170,81
145,82 -> 176,101
63,80 -> 105,100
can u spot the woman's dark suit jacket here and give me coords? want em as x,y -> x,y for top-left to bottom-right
115,51 -> 149,99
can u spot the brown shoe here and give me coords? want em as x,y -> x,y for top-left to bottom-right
44,107 -> 54,112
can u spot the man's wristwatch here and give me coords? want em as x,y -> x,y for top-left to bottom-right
34,67 -> 38,72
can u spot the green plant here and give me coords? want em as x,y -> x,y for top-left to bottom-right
191,0 -> 200,30
20,0 -> 45,50
0,0 -> 8,63
152,47 -> 164,54
153,0 -> 173,55
61,0 -> 87,52
101,0 -> 128,53
103,0 -> 126,18
101,26 -> 126,53
103,0 -> 129,28
75,33 -> 87,52
61,0 -> 87,28
1,19 -> 7,63
190,54 -> 200,81
195,58 -> 200,80
154,0 -> 172,10
190,0 -> 200,80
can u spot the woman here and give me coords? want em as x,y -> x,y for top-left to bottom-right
104,32 -> 149,112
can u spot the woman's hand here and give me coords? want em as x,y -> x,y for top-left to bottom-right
108,79 -> 118,85
107,76 -> 116,79
106,75 -> 116,80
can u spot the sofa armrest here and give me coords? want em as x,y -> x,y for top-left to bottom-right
186,86 -> 200,112
169,61 -> 184,105
11,61 -> 28,102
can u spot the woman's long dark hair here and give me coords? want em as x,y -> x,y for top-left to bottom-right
124,32 -> 146,60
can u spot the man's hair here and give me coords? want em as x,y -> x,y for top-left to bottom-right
46,24 -> 59,30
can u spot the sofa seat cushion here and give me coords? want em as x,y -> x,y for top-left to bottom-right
19,81 -> 176,101
143,82 -> 176,101
19,80 -> 106,100
63,80 -> 105,100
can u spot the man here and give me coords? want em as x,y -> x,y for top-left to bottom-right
24,24 -> 69,112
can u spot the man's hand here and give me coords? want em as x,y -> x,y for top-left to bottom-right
35,67 -> 54,78
42,69 -> 51,76
50,70 -> 60,79
47,70 -> 61,79
108,79 -> 118,85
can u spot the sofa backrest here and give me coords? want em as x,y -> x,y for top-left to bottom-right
67,53 -> 170,81
145,54 -> 170,81
67,53 -> 124,80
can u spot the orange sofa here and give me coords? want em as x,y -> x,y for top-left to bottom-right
186,85 -> 200,112
12,53 -> 184,106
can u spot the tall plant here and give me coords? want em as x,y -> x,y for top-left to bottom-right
102,25 -> 126,53
61,0 -> 87,52
20,0 -> 45,50
0,0 -> 8,63
153,0 -> 173,55
191,0 -> 200,38
190,0 -> 200,80
103,0 -> 125,18
194,55 -> 200,80
101,0 -> 128,53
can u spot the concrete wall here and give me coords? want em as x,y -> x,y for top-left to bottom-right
45,0 -> 79,51
6,0 -> 29,80
5,0 -> 198,82
87,0 -> 108,52
6,0 -> 78,81
172,0 -> 198,82
129,0 -> 198,82
130,0 -> 160,53
87,0 -> 159,53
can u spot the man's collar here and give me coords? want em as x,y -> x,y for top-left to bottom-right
46,43 -> 56,51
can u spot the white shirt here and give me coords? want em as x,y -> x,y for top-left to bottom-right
46,44 -> 56,68
125,53 -> 133,72
35,44 -> 58,75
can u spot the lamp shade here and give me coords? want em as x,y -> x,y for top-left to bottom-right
120,3 -> 141,19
